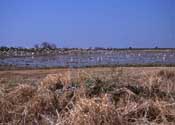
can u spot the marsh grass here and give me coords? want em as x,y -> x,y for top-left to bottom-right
0,68 -> 175,124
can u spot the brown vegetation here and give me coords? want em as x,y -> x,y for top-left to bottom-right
0,68 -> 175,124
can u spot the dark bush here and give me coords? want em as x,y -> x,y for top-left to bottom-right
34,42 -> 57,50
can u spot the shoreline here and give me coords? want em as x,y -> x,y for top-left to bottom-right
0,64 -> 175,71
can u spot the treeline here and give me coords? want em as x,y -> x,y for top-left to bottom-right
0,42 -> 175,51
0,42 -> 57,51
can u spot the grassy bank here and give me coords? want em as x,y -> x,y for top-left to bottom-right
0,67 -> 175,124
1,63 -> 175,71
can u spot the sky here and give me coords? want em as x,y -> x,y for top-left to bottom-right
0,0 -> 174,48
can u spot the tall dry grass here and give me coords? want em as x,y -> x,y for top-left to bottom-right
0,68 -> 175,125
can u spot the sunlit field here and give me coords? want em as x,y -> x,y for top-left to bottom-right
0,67 -> 175,124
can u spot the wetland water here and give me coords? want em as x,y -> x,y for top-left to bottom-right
0,50 -> 175,68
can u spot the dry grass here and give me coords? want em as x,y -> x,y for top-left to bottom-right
0,68 -> 175,124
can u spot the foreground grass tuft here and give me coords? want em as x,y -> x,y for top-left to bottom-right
0,68 -> 175,124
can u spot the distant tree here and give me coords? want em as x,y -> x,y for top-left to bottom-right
129,46 -> 132,50
41,42 -> 49,49
17,46 -> 24,50
34,42 -> 57,50
155,46 -> 158,49
94,47 -> 105,50
10,47 -> 15,50
107,48 -> 113,50
40,42 -> 57,49
0,46 -> 9,51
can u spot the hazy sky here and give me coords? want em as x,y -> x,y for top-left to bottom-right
0,0 -> 174,48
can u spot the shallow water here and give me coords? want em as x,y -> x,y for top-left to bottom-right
0,51 -> 175,68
